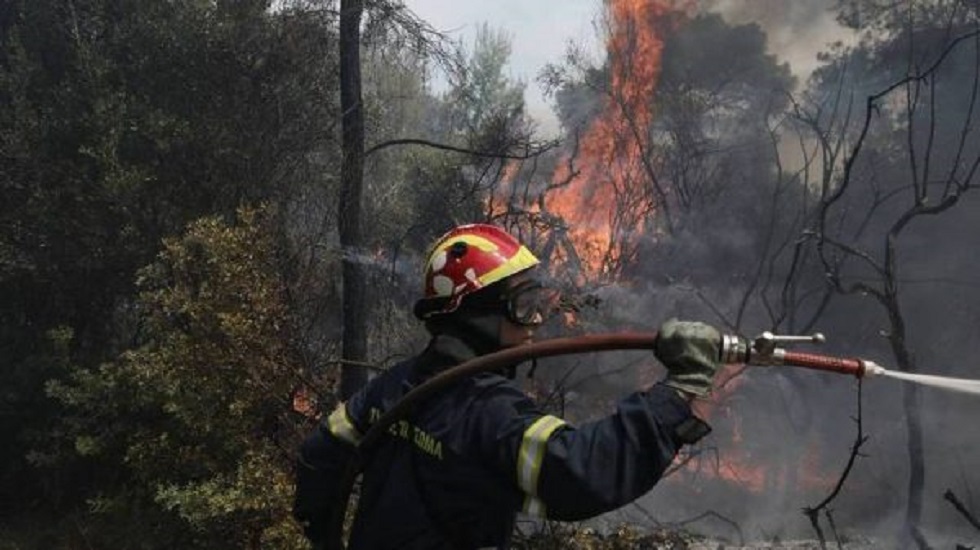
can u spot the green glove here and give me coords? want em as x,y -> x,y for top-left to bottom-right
655,318 -> 722,397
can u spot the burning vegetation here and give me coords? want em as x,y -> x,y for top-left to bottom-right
491,0 -> 980,547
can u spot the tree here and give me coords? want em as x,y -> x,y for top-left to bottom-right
337,0 -> 370,399
1,0 -> 338,538
341,17 -> 546,365
47,206 -> 311,549
784,3 -> 980,545
520,7 -> 795,285
446,24 -> 528,150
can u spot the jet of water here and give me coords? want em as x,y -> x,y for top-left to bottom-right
877,368 -> 980,396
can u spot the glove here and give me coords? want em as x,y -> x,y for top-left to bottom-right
654,318 -> 722,397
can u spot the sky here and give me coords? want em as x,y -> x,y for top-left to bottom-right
402,0 -> 602,136
401,0 -> 854,136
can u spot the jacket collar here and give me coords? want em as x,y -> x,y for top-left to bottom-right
419,333 -> 482,372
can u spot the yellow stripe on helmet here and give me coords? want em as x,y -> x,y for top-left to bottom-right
426,233 -> 539,287
479,245 -> 539,287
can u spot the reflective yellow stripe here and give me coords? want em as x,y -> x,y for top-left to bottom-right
327,402 -> 361,445
522,495 -> 546,517
517,415 -> 566,501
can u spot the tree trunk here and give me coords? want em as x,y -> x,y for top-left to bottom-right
338,0 -> 369,399
887,303 -> 929,549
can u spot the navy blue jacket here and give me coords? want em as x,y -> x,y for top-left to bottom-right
294,334 -> 709,549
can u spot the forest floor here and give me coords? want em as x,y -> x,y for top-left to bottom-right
512,526 -> 891,549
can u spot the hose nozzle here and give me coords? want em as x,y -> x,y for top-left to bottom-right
721,331 -> 827,365
722,331 -> 883,378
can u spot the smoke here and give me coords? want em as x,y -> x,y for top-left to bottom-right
704,0 -> 856,81
500,2 -> 980,545
353,1 -> 980,544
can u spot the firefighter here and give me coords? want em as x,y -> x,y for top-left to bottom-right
294,223 -> 722,549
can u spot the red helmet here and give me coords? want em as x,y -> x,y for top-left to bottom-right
416,224 -> 540,318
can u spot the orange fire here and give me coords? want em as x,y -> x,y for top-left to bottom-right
544,0 -> 684,279
673,367 -> 837,494
491,1 -> 690,280
497,1 -> 840,497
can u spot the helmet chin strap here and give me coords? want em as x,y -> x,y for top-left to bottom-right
527,358 -> 539,379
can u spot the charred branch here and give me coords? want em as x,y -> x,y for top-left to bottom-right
803,380 -> 868,548
361,0 -> 458,73
826,509 -> 845,550
668,510 -> 745,546
944,489 -> 980,533
364,138 -> 559,160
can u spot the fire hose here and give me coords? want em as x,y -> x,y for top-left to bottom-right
322,330 -> 881,550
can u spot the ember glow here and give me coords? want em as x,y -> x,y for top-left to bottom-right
661,366 -> 837,495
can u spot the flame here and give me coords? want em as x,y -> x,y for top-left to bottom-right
490,1 -> 691,281
672,366 -> 838,494
495,1 -> 843,497
291,386 -> 320,420
543,0 -> 684,279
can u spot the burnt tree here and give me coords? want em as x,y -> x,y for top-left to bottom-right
793,21 -> 980,548
338,0 -> 369,398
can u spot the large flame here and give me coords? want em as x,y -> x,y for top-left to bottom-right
545,0 -> 680,279
498,0 -> 840,499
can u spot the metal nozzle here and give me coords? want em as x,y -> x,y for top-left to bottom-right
722,331 -> 828,365
758,331 -> 825,345
721,333 -> 749,363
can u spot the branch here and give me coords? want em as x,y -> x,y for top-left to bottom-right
947,29 -> 980,196
813,232 -> 887,279
945,489 -> 980,533
364,137 -> 559,160
663,275 -> 737,332
803,379 -> 868,546
361,0 -> 459,72
870,29 -> 980,105
667,510 -> 745,546
323,358 -> 386,372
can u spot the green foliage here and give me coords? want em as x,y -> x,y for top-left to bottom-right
0,0 -> 338,536
352,23 -> 534,361
447,24 -> 528,146
361,22 -> 530,247
47,206 -> 310,548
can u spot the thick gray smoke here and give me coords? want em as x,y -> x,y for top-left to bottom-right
706,0 -> 855,79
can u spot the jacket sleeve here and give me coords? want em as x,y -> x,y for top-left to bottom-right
472,381 -> 708,521
293,401 -> 362,545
